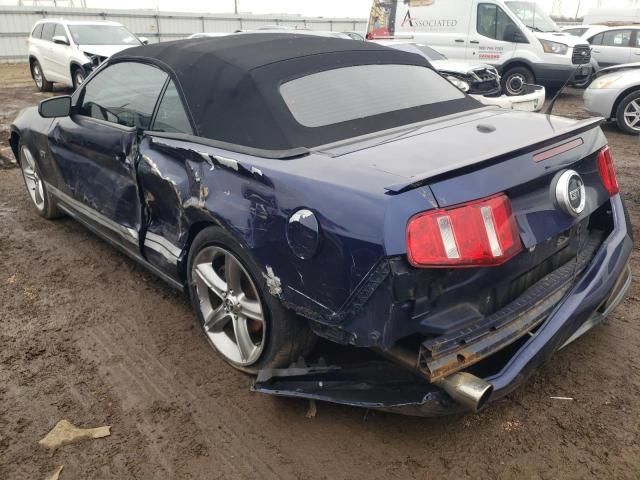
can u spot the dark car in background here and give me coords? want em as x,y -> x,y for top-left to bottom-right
10,34 -> 632,415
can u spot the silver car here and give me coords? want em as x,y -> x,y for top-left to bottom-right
581,25 -> 640,68
584,63 -> 640,135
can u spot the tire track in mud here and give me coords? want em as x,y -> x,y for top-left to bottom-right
82,318 -> 288,480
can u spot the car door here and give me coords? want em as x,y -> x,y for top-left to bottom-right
47,61 -> 169,256
589,29 -> 633,67
632,28 -> 640,62
468,1 -> 517,65
48,23 -> 72,82
38,22 -> 57,78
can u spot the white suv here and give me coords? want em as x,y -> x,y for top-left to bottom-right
28,19 -> 146,91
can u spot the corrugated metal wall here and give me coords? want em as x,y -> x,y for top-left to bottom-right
0,6 -> 367,62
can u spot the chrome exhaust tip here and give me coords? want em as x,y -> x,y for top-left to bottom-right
436,372 -> 493,412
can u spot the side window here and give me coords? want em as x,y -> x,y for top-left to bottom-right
32,24 -> 43,39
477,4 -> 521,41
601,30 -> 632,47
635,31 -> 640,48
53,23 -> 68,43
41,23 -> 55,42
78,62 -> 168,130
589,33 -> 603,45
152,81 -> 193,134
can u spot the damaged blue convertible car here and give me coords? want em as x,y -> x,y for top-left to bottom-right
11,34 -> 632,415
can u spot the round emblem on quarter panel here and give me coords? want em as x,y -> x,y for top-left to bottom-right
286,209 -> 321,259
555,170 -> 586,217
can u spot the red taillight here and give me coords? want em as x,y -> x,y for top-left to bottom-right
597,146 -> 619,196
406,194 -> 523,268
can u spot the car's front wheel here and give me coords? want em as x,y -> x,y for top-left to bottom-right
616,90 -> 640,135
31,59 -> 53,92
17,142 -> 62,219
187,226 -> 316,373
72,66 -> 86,90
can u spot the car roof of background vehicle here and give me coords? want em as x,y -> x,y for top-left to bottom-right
111,33 -> 481,156
580,24 -> 640,37
34,18 -> 124,26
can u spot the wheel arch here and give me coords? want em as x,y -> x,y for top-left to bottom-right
69,61 -> 84,78
177,219 -> 224,284
9,130 -> 20,161
499,59 -> 536,81
610,85 -> 640,119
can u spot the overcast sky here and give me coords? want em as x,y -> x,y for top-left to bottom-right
0,0 -> 634,18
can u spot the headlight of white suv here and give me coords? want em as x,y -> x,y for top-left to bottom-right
446,76 -> 470,92
539,39 -> 568,55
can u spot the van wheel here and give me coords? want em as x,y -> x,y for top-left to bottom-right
501,66 -> 534,96
616,90 -> 640,135
31,60 -> 53,92
72,66 -> 86,90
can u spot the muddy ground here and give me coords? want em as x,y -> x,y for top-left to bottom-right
1,63 -> 639,479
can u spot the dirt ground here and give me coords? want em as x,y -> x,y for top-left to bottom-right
1,62 -> 639,479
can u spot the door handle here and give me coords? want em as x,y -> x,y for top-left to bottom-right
455,39 -> 465,43
470,40 -> 480,44
634,52 -> 640,55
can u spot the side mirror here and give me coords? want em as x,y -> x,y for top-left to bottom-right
38,95 -> 72,118
52,35 -> 69,45
139,36 -> 149,45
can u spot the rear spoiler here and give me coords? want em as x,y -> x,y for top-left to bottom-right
384,117 -> 604,194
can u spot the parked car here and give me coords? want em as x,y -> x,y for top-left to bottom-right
187,32 -> 230,39
366,0 -> 593,95
382,41 -> 546,111
238,27 -> 353,39
28,19 -> 146,91
10,34 -> 632,416
561,25 -> 592,37
584,63 -> 640,135
579,25 -> 640,68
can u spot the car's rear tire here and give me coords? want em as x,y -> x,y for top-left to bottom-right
615,90 -> 640,135
31,59 -> 53,92
187,226 -> 316,374
72,65 -> 86,90
17,141 -> 62,219
501,66 -> 535,96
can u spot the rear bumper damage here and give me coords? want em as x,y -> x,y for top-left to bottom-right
253,195 -> 633,416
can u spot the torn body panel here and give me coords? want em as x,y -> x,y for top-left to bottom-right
254,198 -> 632,415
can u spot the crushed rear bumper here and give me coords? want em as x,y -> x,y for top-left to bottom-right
253,195 -> 633,416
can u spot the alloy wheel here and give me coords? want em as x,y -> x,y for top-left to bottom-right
19,146 -> 45,211
33,64 -> 43,89
623,99 -> 640,132
75,70 -> 85,88
192,246 -> 266,366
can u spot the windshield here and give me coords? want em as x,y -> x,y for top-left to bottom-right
69,25 -> 141,46
505,1 -> 559,32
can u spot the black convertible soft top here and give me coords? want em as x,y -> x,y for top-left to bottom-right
112,34 -> 480,154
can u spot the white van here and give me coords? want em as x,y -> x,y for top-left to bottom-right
367,0 -> 593,95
